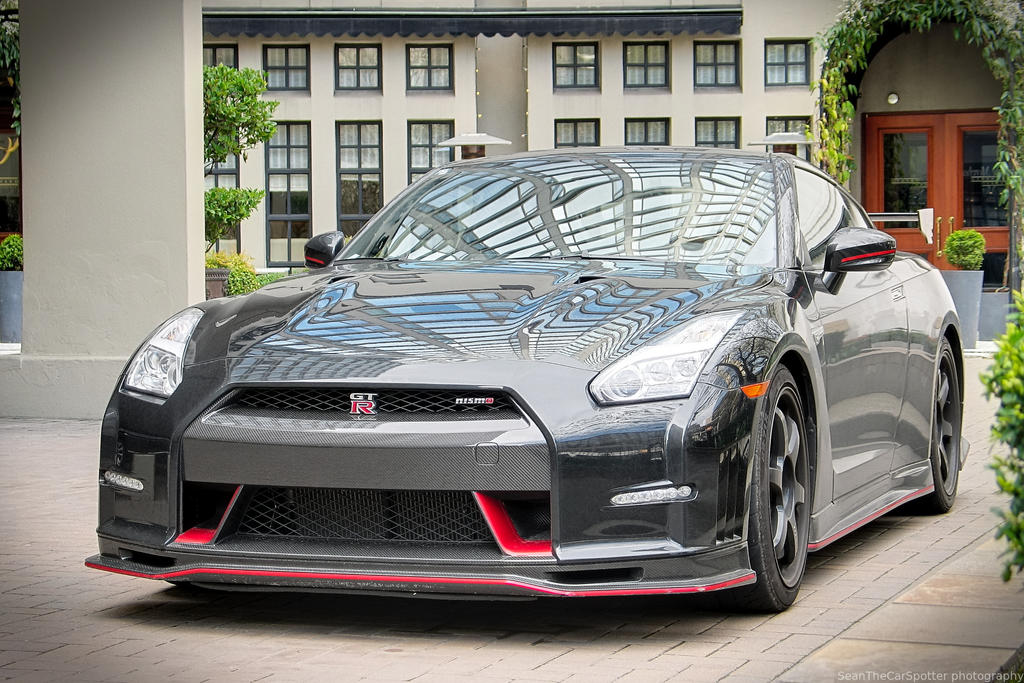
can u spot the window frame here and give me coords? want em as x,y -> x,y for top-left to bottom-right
337,121 -> 383,237
207,154 -> 241,253
695,117 -> 741,149
622,41 -> 669,89
407,120 -> 455,183
203,44 -> 238,68
624,118 -> 670,146
405,44 -> 454,92
265,122 -> 312,267
764,40 -> 810,87
767,116 -> 812,160
335,43 -> 383,92
552,42 -> 600,89
693,41 -> 739,88
263,45 -> 311,92
554,119 -> 601,148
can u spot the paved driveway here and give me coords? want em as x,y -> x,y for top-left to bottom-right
1,357 -> 1022,682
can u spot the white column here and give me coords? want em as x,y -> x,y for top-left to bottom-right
0,0 -> 205,418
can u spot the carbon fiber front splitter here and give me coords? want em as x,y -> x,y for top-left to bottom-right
84,546 -> 756,598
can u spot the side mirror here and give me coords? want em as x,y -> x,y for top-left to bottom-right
304,231 -> 346,269
824,228 -> 897,273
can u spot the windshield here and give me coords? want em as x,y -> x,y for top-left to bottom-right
342,152 -> 778,266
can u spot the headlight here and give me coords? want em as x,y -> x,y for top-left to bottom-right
589,310 -> 743,405
123,307 -> 203,398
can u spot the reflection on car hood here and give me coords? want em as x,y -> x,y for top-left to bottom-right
205,259 -> 773,377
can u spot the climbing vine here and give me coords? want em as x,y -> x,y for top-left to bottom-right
813,0 -> 1023,281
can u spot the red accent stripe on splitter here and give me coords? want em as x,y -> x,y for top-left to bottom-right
807,485 -> 934,551
840,249 -> 896,263
173,485 -> 243,545
472,492 -> 553,556
83,561 -> 755,597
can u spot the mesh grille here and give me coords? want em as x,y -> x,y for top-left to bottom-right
233,388 -> 518,415
236,487 -> 494,544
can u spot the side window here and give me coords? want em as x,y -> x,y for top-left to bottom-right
794,169 -> 849,268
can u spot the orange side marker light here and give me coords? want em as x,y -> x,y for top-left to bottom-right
740,381 -> 770,399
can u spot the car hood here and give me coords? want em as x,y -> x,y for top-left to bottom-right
195,259 -> 774,377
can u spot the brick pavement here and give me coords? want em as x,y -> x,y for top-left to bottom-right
0,357 -> 1022,682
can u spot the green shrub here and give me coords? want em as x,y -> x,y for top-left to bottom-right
944,229 -> 985,271
205,251 -> 255,273
204,187 -> 265,251
256,272 -> 288,288
226,267 -> 260,295
0,234 -> 22,271
982,291 -> 1024,582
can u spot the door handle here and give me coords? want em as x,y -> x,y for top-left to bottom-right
935,216 -> 943,255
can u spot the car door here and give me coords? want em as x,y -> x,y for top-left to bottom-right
794,168 -> 910,501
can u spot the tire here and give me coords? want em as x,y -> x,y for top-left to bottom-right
728,366 -> 811,612
918,337 -> 962,514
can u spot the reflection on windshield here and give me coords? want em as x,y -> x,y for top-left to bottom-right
343,152 -> 777,266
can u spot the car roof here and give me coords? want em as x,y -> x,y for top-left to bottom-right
443,145 -> 781,170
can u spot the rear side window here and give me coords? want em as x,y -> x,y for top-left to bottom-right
794,168 -> 852,268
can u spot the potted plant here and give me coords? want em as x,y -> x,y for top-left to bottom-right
940,228 -> 985,349
0,233 -> 22,343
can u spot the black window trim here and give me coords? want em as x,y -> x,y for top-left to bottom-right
263,44 -> 311,92
624,117 -> 670,146
622,40 -> 670,89
337,120 -> 383,237
764,39 -> 810,87
554,118 -> 601,148
335,43 -> 383,92
693,40 -> 740,89
266,121 -> 312,267
208,154 -> 241,253
405,43 -> 454,92
203,43 -> 239,69
695,117 -> 741,149
407,119 -> 455,184
552,41 -> 600,89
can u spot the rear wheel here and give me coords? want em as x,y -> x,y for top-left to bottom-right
729,366 -> 811,612
918,338 -> 961,514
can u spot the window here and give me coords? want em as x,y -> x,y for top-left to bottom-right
765,40 -> 809,86
206,155 -> 241,253
554,119 -> 600,147
408,120 -> 454,182
264,46 -> 309,91
623,42 -> 668,88
553,43 -> 599,88
794,168 -> 860,268
336,44 -> 381,91
203,44 -> 237,68
338,122 -> 383,237
407,45 -> 453,91
625,118 -> 669,146
694,41 -> 738,87
695,118 -> 740,148
767,116 -> 811,160
266,123 -> 311,265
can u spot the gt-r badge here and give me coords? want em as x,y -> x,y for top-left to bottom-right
349,392 -> 378,415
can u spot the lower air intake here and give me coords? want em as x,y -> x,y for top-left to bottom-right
236,487 -> 494,544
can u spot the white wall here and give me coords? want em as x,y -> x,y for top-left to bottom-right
0,0 -> 205,418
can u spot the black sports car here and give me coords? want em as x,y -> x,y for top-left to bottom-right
87,148 -> 965,611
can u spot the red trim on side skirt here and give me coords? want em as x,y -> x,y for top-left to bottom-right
807,485 -> 934,551
840,249 -> 896,263
84,561 -> 755,597
472,492 -> 553,556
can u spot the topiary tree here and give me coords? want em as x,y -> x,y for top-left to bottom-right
0,233 -> 20,270
203,64 -> 279,252
944,229 -> 986,270
982,292 -> 1024,582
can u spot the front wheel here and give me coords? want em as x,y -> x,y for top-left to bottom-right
730,366 -> 811,612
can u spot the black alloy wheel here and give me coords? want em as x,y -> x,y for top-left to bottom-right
731,365 -> 811,612
919,338 -> 961,513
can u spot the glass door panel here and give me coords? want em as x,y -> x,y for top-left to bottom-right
962,130 -> 1005,227
883,132 -> 929,213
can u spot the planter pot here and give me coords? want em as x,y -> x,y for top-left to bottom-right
980,291 -> 1014,342
940,270 -> 983,350
205,268 -> 230,300
0,270 -> 22,343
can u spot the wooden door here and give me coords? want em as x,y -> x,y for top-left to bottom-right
864,111 -> 1008,286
